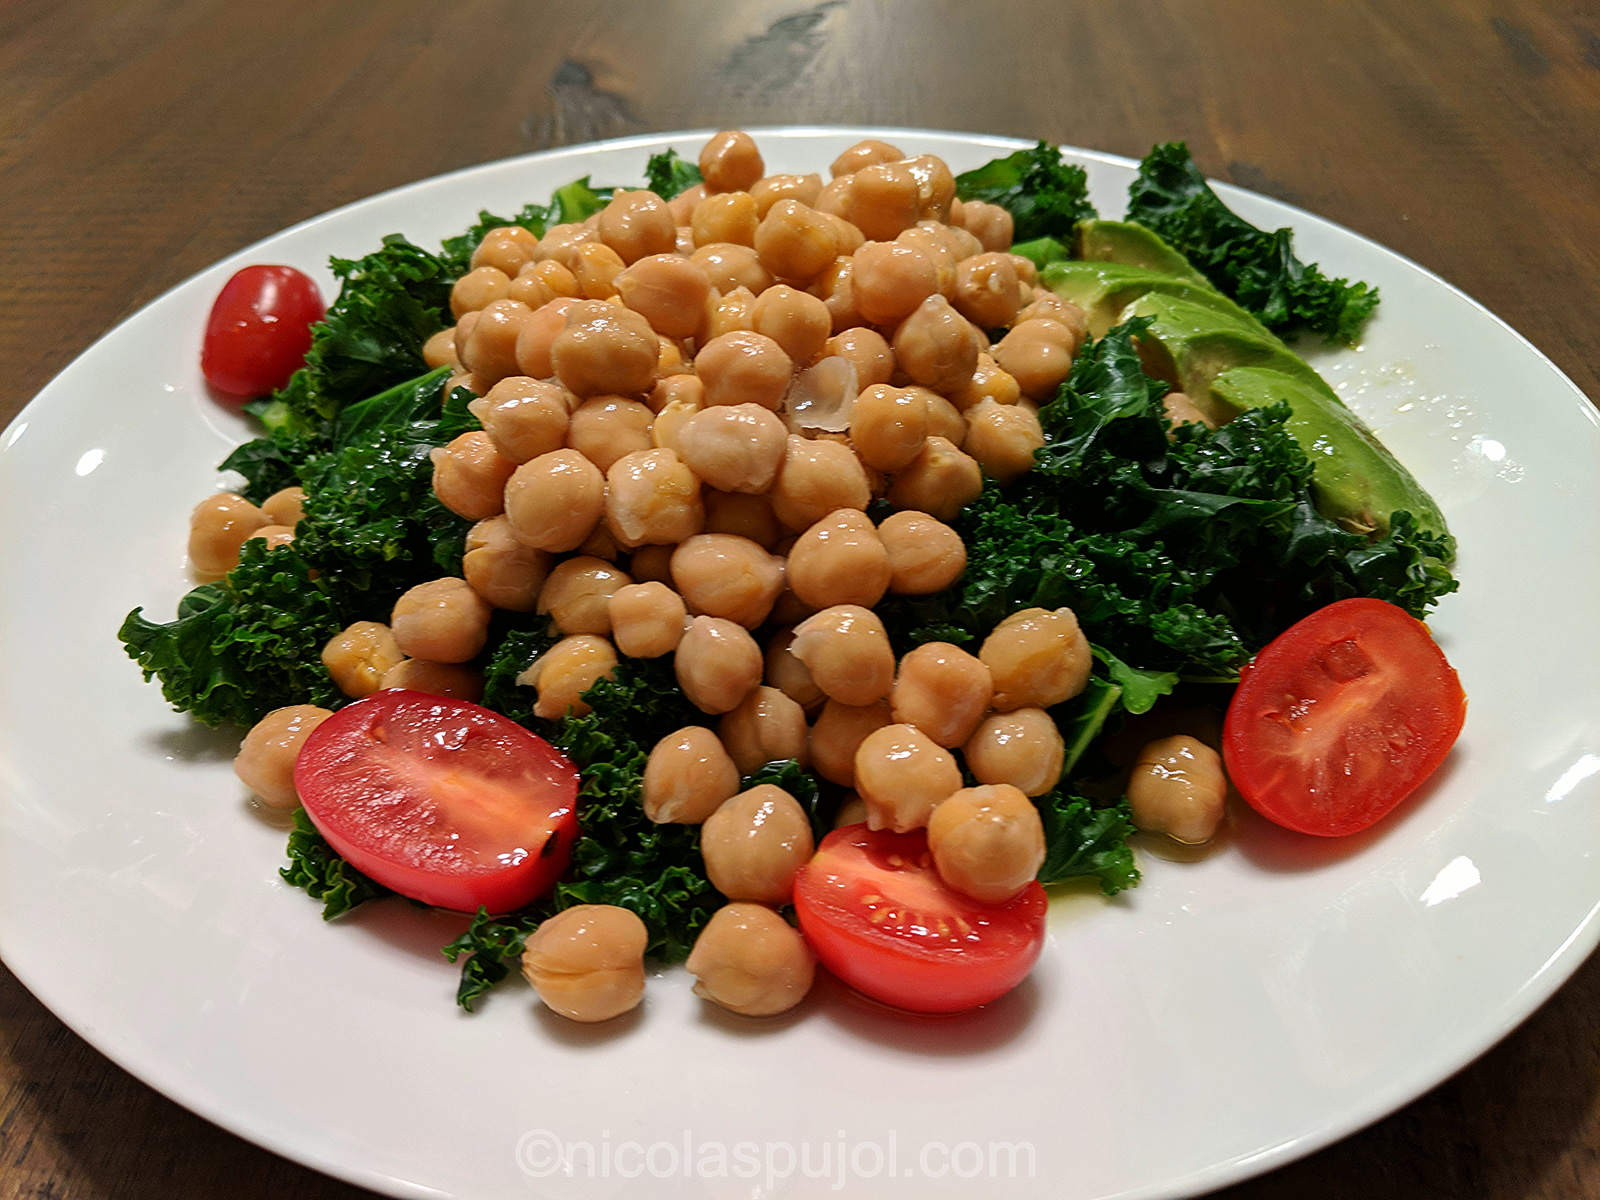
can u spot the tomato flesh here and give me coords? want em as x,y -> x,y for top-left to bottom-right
1223,597 -> 1466,836
295,690 -> 579,913
793,824 -> 1047,1013
201,264 -> 324,396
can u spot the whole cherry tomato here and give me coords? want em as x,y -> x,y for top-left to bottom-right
200,265 -> 324,396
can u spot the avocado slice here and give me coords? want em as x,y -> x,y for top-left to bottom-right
1073,219 -> 1209,285
1041,260 -> 1272,341
1124,293 -> 1447,538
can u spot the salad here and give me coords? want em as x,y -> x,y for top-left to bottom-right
119,131 -> 1464,1025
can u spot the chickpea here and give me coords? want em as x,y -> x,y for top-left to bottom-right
423,327 -> 459,370
641,725 -> 740,823
718,685 -> 810,775
751,284 -> 831,367
764,627 -> 824,712
960,200 -> 1014,252
1016,292 -> 1087,341
920,390 -> 968,446
255,486 -> 303,530
686,902 -> 815,1016
571,240 -> 627,300
560,395 -> 654,474
670,534 -> 783,629
579,522 -> 623,562
453,311 -> 481,363
769,436 -> 871,531
656,335 -> 694,380
865,514 -> 964,600
691,191 -> 759,248
1007,252 -> 1039,287
893,294 -> 980,394
699,130 -> 764,194
651,394 -> 702,458
824,327 -> 894,388
703,489 -> 783,549
964,398 -> 1044,484
461,515 -> 552,611
808,256 -> 861,333
849,383 -> 928,473
805,698 -> 891,786
886,436 -> 983,521
668,182 -> 707,225
551,306 -> 659,398
233,704 -> 333,809
850,242 -> 938,327
245,524 -> 295,551
189,492 -> 268,580
895,225 -> 957,296
703,284 -> 756,341
901,154 -> 956,220
597,189 -> 675,265
673,616 -> 762,714
964,707 -> 1066,797
535,557 -> 629,636
321,620 -> 406,698
815,173 -> 854,216
535,222 -> 598,270
1163,390 -> 1216,430
830,138 -> 903,178
753,200 -> 837,282
952,252 -> 1023,329
608,581 -> 688,659
788,604 -> 894,707
614,253 -> 712,339
379,658 -> 482,700
690,242 -> 774,296
824,212 -> 865,256
742,170 -> 818,215
625,545 -> 672,587
1127,735 -> 1229,844
700,784 -> 814,904
845,161 -> 922,241
993,318 -> 1077,401
675,403 -> 788,493
511,300 -> 572,379
450,265 -> 512,319
980,606 -> 1092,711
389,577 -> 492,664
694,330 -> 792,412
890,642 -> 994,749
948,353 -> 1022,412
504,449 -> 606,552
517,634 -> 618,719
429,431 -> 515,521
769,581 -> 814,626
469,225 -> 538,277
604,447 -> 704,548
854,723 -> 961,833
468,377 -> 570,464
648,372 -> 704,415
521,905 -> 647,1023
786,508 -> 891,610
461,298 -> 535,384
927,784 -> 1046,903
509,258 -> 580,308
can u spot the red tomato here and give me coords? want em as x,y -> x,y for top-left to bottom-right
1223,597 -> 1466,837
295,690 -> 579,913
792,824 -> 1047,1014
200,265 -> 324,396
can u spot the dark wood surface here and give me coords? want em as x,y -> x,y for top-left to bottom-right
3,2 -> 1599,1197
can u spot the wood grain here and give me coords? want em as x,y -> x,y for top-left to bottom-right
3,1 -> 1599,1197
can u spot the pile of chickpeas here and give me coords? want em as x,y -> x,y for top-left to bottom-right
213,132 -> 1231,1024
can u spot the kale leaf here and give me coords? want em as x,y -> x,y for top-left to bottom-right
1126,142 -> 1379,344
440,204 -> 553,276
550,176 -> 613,225
282,809 -> 393,918
955,141 -> 1097,241
644,149 -> 703,199
1035,793 -> 1140,894
443,908 -> 540,1011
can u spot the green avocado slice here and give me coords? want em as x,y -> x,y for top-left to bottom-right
1072,219 -> 1209,285
1041,259 -> 1271,341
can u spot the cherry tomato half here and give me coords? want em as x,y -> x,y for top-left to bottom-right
1223,597 -> 1466,837
200,264 -> 324,396
295,690 -> 579,913
792,824 -> 1047,1013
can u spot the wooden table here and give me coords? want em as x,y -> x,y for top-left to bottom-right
3,1 -> 1598,1196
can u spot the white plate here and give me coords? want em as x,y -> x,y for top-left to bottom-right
3,128 -> 1599,1200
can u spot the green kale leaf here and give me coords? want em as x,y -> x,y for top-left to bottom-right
440,204 -> 553,276
551,176 -> 613,226
955,141 -> 1097,241
282,809 -> 393,918
644,149 -> 703,199
1126,142 -> 1378,344
443,908 -> 540,1011
1035,793 -> 1140,894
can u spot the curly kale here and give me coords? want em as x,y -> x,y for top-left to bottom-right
955,140 -> 1097,241
1126,142 -> 1379,344
644,148 -> 703,199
